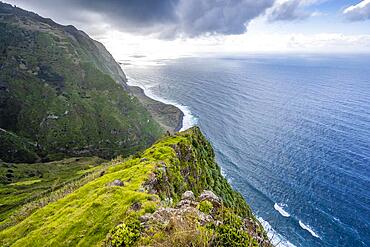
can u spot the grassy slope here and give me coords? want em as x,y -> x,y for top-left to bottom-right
0,127 -> 261,246
0,3 -> 164,163
0,157 -> 105,222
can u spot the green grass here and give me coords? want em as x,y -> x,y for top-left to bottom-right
0,127 -> 263,247
0,5 -> 164,163
9,179 -> 41,186
0,157 -> 158,246
0,157 -> 105,222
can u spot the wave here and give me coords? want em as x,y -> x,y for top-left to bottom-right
274,203 -> 290,217
125,75 -> 198,131
179,105 -> 198,131
258,217 -> 296,247
298,220 -> 320,238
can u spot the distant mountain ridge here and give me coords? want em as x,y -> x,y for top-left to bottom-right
0,1 -> 181,163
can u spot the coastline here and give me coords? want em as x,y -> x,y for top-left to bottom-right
125,76 -> 197,132
128,85 -> 184,133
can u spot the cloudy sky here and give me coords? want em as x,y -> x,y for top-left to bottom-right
5,0 -> 370,59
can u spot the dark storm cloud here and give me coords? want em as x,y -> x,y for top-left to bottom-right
70,0 -> 179,27
174,0 -> 274,37
8,0 -> 274,38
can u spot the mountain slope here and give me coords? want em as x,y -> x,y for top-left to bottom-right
0,127 -> 270,247
0,2 -> 182,162
0,156 -> 105,222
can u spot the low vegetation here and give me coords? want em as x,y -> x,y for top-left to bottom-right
0,156 -> 105,224
0,4 -> 269,246
0,127 -> 269,246
0,2 -> 164,163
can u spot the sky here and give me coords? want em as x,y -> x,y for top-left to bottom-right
4,0 -> 370,59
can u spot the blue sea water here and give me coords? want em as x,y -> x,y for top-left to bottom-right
123,54 -> 370,247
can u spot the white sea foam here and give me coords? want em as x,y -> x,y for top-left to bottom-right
258,217 -> 296,247
125,75 -> 197,131
274,203 -> 290,217
298,220 -> 320,238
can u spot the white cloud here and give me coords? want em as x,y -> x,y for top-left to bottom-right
266,0 -> 324,22
343,0 -> 370,21
99,29 -> 370,61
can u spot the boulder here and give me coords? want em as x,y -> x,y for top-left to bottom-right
108,179 -> 124,187
131,202 -> 142,211
199,190 -> 221,207
181,191 -> 195,201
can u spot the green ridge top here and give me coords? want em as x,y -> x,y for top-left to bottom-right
0,127 -> 270,247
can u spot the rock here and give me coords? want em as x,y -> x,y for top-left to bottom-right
158,161 -> 166,166
181,191 -> 195,201
148,195 -> 160,202
131,202 -> 141,211
176,199 -> 198,208
137,187 -> 145,192
199,190 -> 221,207
143,173 -> 158,194
108,179 -> 124,187
144,206 -> 213,228
139,213 -> 152,222
197,212 -> 213,225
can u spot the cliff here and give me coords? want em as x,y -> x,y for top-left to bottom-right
0,127 -> 270,246
0,3 -> 269,246
0,2 -> 182,163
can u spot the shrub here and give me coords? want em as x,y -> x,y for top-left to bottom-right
107,220 -> 141,247
212,209 -> 253,247
198,200 -> 213,214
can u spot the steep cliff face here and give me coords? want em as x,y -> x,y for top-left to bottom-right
0,127 -> 270,246
0,2 -> 182,163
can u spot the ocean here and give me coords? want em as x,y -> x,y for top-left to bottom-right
122,54 -> 370,247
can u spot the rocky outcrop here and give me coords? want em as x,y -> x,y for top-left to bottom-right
199,190 -> 222,207
137,190 -> 271,246
181,190 -> 195,201
140,190 -> 215,226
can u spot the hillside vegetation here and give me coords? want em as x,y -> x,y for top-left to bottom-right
0,2 -> 168,163
0,3 -> 269,246
0,156 -> 106,224
0,127 -> 270,246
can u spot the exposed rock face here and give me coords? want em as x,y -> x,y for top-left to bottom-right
140,190 -> 215,228
199,190 -> 222,207
137,189 -> 271,246
181,190 -> 195,201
